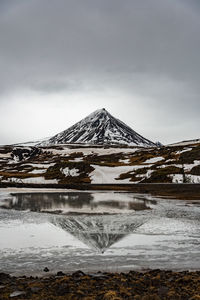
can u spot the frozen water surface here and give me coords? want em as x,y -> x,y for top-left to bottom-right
0,189 -> 199,276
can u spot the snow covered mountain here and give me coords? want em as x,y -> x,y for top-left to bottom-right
39,108 -> 156,147
52,215 -> 146,253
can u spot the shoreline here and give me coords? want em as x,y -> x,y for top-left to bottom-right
1,183 -> 200,200
0,269 -> 200,299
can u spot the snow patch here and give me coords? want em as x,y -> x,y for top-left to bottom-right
69,157 -> 83,162
90,165 -> 146,184
62,167 -> 80,177
143,156 -> 164,164
168,139 -> 200,147
29,169 -> 46,174
176,148 -> 192,155
23,163 -> 55,168
119,158 -> 130,164
4,177 -> 58,184
171,174 -> 183,183
0,153 -> 11,158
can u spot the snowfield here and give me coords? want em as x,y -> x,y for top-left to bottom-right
90,165 -> 149,184
143,156 -> 164,164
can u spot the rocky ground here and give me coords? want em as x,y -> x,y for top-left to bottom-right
0,270 -> 200,299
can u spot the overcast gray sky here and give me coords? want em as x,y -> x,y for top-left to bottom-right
0,0 -> 200,145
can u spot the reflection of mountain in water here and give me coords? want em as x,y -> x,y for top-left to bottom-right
5,193 -> 92,212
0,192 -> 153,252
52,214 -> 147,253
1,192 -> 155,214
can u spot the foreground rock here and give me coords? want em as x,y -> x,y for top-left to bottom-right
0,270 -> 200,299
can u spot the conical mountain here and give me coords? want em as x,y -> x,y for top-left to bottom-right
52,215 -> 146,253
40,108 -> 156,147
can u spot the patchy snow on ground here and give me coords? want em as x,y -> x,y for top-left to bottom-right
29,169 -> 47,174
165,159 -> 176,163
119,158 -> 130,164
22,177 -> 58,184
135,169 -> 154,181
170,174 -> 200,183
143,156 -> 164,164
0,153 -> 11,158
157,164 -> 182,169
176,148 -> 193,155
156,161 -> 200,172
185,175 -> 200,183
183,161 -> 200,171
23,163 -> 55,168
90,165 -> 146,184
171,174 -> 183,183
4,177 -> 58,184
62,167 -> 79,177
168,139 -> 200,147
146,169 -> 154,178
69,157 -> 83,162
44,147 -> 139,157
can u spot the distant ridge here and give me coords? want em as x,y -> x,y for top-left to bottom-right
39,108 -> 156,147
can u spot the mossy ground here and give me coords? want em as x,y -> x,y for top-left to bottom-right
0,270 -> 200,299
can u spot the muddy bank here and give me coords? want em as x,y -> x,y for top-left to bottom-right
1,183 -> 200,200
0,270 -> 200,299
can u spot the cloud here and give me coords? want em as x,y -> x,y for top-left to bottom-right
0,0 -> 200,144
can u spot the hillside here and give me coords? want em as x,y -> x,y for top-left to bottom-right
0,140 -> 200,186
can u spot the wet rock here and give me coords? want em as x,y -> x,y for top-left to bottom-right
10,290 -> 26,297
43,267 -> 49,272
72,270 -> 85,278
90,273 -> 109,280
56,271 -> 65,276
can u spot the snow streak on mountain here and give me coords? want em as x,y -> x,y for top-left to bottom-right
40,109 -> 156,147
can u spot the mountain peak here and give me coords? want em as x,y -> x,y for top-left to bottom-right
39,109 -> 156,147
87,108 -> 109,118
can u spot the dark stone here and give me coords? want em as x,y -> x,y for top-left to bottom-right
0,273 -> 10,281
56,271 -> 65,276
72,270 -> 85,278
90,273 -> 109,280
43,267 -> 49,272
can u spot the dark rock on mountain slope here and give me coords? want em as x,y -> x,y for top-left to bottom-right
11,147 -> 41,162
39,108 -> 156,147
